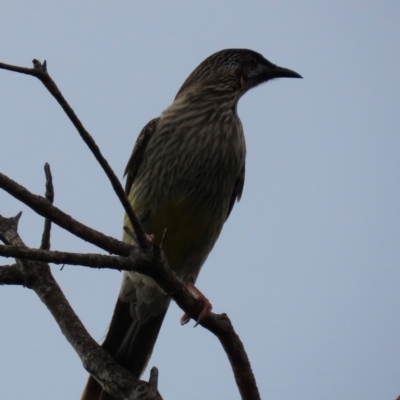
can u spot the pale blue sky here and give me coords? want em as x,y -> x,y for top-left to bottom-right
1,2 -> 399,399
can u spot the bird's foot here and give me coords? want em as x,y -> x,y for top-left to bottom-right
146,233 -> 155,243
180,283 -> 212,327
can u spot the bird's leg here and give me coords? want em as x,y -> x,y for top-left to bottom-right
180,283 -> 213,326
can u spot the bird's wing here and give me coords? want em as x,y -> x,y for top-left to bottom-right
226,162 -> 245,220
124,118 -> 159,195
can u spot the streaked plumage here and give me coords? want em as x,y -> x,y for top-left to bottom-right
82,49 -> 301,399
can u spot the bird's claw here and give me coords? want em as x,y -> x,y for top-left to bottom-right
180,313 -> 191,326
180,283 -> 212,327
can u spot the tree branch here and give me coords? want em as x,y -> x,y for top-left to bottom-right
0,171 -> 131,256
40,162 -> 54,250
0,213 -> 162,400
0,264 -> 24,286
0,59 -> 148,249
0,221 -> 261,400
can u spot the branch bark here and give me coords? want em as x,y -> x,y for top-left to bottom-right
40,162 -> 54,250
0,264 -> 24,285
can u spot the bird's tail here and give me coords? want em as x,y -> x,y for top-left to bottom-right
81,298 -> 169,400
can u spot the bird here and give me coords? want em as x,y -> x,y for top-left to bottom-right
81,48 -> 301,399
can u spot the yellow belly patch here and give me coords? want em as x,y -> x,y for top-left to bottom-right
123,193 -> 222,280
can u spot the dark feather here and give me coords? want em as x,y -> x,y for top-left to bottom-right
226,163 -> 245,221
81,299 -> 168,400
124,118 -> 159,195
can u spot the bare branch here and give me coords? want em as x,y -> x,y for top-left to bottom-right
0,211 -> 22,245
203,315 -> 260,400
0,60 -> 42,76
0,59 -> 149,249
0,264 -> 24,285
0,171 -> 131,256
149,367 -> 159,389
0,244 -> 137,270
40,162 -> 54,250
0,230 -> 260,399
0,213 -> 162,400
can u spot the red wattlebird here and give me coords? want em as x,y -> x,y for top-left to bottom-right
81,48 -> 301,399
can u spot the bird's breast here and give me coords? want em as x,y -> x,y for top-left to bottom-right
126,100 -> 245,279
138,102 -> 245,208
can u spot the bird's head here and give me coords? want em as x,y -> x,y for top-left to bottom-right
175,48 -> 302,99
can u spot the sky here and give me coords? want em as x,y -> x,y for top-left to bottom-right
1,1 -> 399,399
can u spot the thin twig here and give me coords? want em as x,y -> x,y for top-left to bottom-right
40,163 -> 54,250
0,59 -> 149,249
0,171 -> 131,256
0,244 -> 139,270
149,367 -> 159,389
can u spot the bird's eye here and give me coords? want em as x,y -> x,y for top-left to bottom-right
248,57 -> 257,68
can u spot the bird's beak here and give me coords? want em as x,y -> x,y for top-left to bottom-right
250,63 -> 302,88
270,64 -> 302,79
243,59 -> 302,91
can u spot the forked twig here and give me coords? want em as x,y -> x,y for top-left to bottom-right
0,59 -> 149,249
